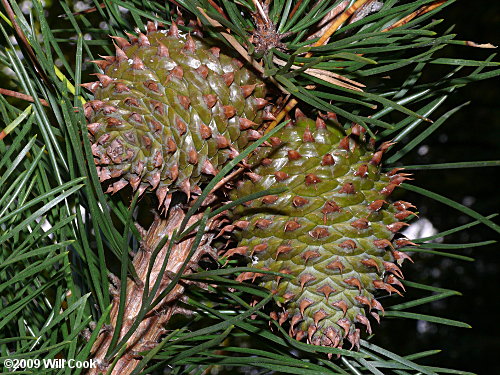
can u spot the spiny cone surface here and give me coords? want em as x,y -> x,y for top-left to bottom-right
84,22 -> 268,205
229,115 -> 416,349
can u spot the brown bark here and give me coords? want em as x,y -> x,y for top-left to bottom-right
87,205 -> 218,374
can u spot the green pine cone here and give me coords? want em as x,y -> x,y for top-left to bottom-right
83,22 -> 269,206
229,114 -> 416,349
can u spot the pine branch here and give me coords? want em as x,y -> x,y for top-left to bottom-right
88,207 -> 218,375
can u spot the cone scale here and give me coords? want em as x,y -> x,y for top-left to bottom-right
229,114 -> 416,349
84,22 -> 267,206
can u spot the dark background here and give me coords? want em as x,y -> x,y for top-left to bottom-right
373,3 -> 500,374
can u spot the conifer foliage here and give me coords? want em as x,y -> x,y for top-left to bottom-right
0,1 -> 498,374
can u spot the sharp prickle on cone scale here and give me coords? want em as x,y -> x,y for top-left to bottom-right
228,114 -> 417,350
84,23 -> 267,208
